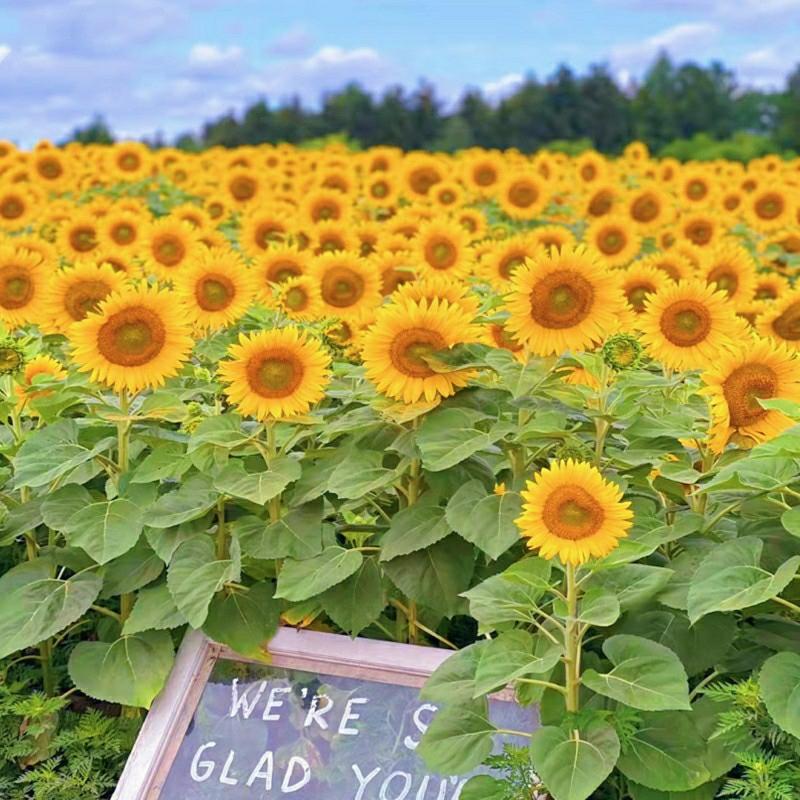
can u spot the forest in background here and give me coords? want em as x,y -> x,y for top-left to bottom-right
68,54 -> 800,160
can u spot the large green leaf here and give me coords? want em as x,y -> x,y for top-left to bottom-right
473,630 -> 562,696
446,480 -> 522,559
99,538 -> 164,598
234,500 -> 323,561
275,547 -> 363,602
759,651 -> 800,739
380,502 -> 452,561
628,783 -> 719,800
383,535 -> 474,617
417,408 -> 497,471
187,413 -> 250,451
530,721 -> 620,800
123,582 -> 186,635
203,582 -> 280,657
145,474 -> 218,529
0,498 -> 44,546
214,456 -> 300,504
130,444 -> 191,484
328,450 -> 397,499
62,498 -> 144,565
417,699 -> 495,774
583,635 -> 691,711
554,586 -> 620,627
167,536 -> 237,627
460,775 -> 506,800
41,485 -> 92,531
687,537 -> 800,623
0,562 -> 102,659
421,641 -> 487,704
780,506 -> 800,539
68,630 -> 174,709
593,564 -> 674,611
320,557 -> 385,636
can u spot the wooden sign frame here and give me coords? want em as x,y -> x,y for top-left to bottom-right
112,628 -> 519,800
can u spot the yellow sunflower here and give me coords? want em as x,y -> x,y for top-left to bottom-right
254,245 -> 310,302
371,251 -> 417,295
678,212 -> 719,248
310,221 -> 358,255
15,354 -> 67,413
364,173 -> 399,208
311,251 -> 382,320
415,220 -> 472,278
98,210 -> 144,251
0,246 -> 49,329
107,142 -> 152,181
504,246 -> 628,356
757,290 -> 800,351
620,262 -> 671,315
497,172 -> 548,220
362,298 -> 482,404
624,185 -> 674,231
477,234 -> 540,289
585,216 -> 641,267
218,327 -> 331,420
745,188 -> 794,232
276,275 -> 324,321
754,273 -> 790,302
140,217 -> 199,280
701,337 -> 800,453
430,181 -> 464,210
516,459 -> 633,565
697,243 -> 757,306
43,261 -> 128,333
583,182 -> 619,219
0,185 -> 38,230
57,212 -> 100,259
463,151 -> 506,197
391,273 -> 480,318
70,285 -> 193,394
639,279 -> 745,370
175,248 -> 255,330
528,225 -> 576,254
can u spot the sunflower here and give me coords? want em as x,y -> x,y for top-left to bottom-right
98,210 -> 143,251
575,151 -> 608,185
497,172 -> 548,220
477,234 -> 540,288
70,285 -> 193,394
32,150 -> 70,191
362,298 -> 482,404
677,168 -> 717,207
415,220 -> 472,278
488,321 -> 526,358
310,221 -> 358,255
735,300 -> 769,329
14,354 -> 67,412
107,142 -> 152,181
463,151 -> 505,197
392,273 -> 480,317
364,173 -> 399,208
583,182 -> 619,219
503,246 -> 628,356
754,273 -> 790,301
430,181 -> 464,210
175,248 -> 255,330
301,189 -> 349,226
0,246 -> 49,328
311,252 -> 382,319
239,206 -> 293,256
697,243 -> 757,306
619,262 -> 671,315
140,218 -> 199,280
455,208 -> 487,239
0,185 -> 38,230
516,459 -> 633,565
757,290 -> 800,351
639,280 -> 745,370
224,168 -> 262,205
43,261 -> 128,333
218,327 -> 331,420
528,225 -> 576,254
701,337 -> 800,453
276,276 -> 324,321
624,186 -> 674,231
371,251 -> 417,295
171,202 -> 213,232
401,154 -> 443,199
585,216 -> 641,267
57,212 -> 100,258
745,188 -> 794,232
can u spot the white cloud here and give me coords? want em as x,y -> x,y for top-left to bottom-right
737,45 -> 790,88
482,72 -> 524,102
0,45 -> 9,65
189,43 -> 243,67
610,22 -> 719,72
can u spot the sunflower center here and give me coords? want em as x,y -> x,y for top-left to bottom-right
208,202 -> 224,219
64,280 -> 111,321
371,181 -> 389,198
581,164 -> 597,181
196,273 -> 235,311
439,190 -> 456,204
588,190 -> 613,216
284,286 -> 308,311
508,181 -> 538,208
425,238 -> 457,270
230,176 -> 257,201
772,301 -> 800,341
112,223 -> 135,245
318,235 -> 345,253
626,283 -> 655,312
707,266 -> 738,296
98,307 -> 166,367
723,363 -> 778,428
247,351 -> 303,398
389,327 -> 446,378
499,254 -> 526,280
542,486 -> 604,540
119,153 -> 141,171
312,202 -> 338,222
755,284 -> 778,300
409,167 -> 439,195
69,226 -> 97,253
154,235 -> 185,267
491,324 -> 523,352
320,266 -> 364,307
474,166 -> 496,186
686,180 -> 707,200
598,229 -> 625,255
632,195 -> 659,222
659,300 -> 711,347
256,222 -> 285,248
685,221 -> 712,245
267,260 -> 302,283
38,158 -> 63,180
0,267 -> 33,309
755,193 -> 783,219
724,194 -> 741,211
0,197 -> 23,219
529,270 -> 594,329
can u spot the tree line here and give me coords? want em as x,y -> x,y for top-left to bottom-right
69,54 -> 800,159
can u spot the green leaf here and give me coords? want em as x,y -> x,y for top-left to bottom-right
320,557 -> 385,636
446,480 -> 523,559
628,782 -> 719,800
460,775 -> 506,800
0,563 -> 103,659
167,536 -> 237,627
759,651 -> 800,739
203,582 -> 280,657
123,582 -> 186,635
41,485 -> 92,531
473,630 -> 562,696
214,456 -> 300,504
583,635 -> 691,711
68,630 -> 174,709
327,449 -> 397,499
62,498 -> 144,565
130,444 -> 190,484
187,413 -> 250,450
383,535 -> 474,617
0,498 -> 43,546
554,586 -> 620,627
380,502 -> 452,561
616,711 -> 711,792
781,506 -> 800,538
687,537 -> 800,623
234,500 -> 323,561
417,699 -> 495,774
593,564 -> 674,611
530,721 -> 620,800
288,454 -> 338,505
421,641 -> 487,704
145,474 -> 218,529
99,538 -> 164,598
275,546 -> 363,602
417,408 -> 497,471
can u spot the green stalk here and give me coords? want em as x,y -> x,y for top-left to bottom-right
215,498 -> 228,560
564,563 -> 582,736
116,390 -> 133,623
265,422 -> 281,524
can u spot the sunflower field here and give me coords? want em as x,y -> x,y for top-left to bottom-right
1,137 -> 800,799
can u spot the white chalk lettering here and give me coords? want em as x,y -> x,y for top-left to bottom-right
303,693 -> 334,730
218,750 -> 238,786
380,771 -> 412,800
404,703 -> 438,751
451,779 -> 468,800
246,750 -> 274,790
189,741 -> 216,782
281,755 -> 312,793
339,697 -> 368,735
262,686 -> 291,721
352,764 -> 381,800
229,679 -> 267,718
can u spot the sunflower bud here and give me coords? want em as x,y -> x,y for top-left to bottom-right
0,338 -> 26,376
601,333 -> 644,371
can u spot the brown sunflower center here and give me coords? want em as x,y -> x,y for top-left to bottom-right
707,266 -> 738,296
318,234 -> 345,253
230,176 -> 257,201
439,189 -> 456,204
508,181 -> 538,208
529,270 -> 594,330
64,280 -> 111,321
659,300 -> 711,347
724,194 -> 741,211
597,228 -> 626,255
755,193 -> 783,220
490,324 -> 523,352
284,286 -> 309,311
474,165 -> 496,186
247,350 -> 303,398
119,153 -> 141,171
389,327 -> 446,378
409,166 -> 440,195
267,259 -> 302,283
499,254 -> 526,280
312,201 -> 339,222
153,235 -> 185,267
208,202 -> 224,219
69,226 -> 97,253
0,266 -> 33,309
37,157 -> 63,180
755,284 -> 778,300
686,179 -> 708,200
631,195 -> 659,223
196,273 -> 235,311
626,282 -> 655,312
588,190 -> 613,217
371,181 -> 389,199
0,197 -> 23,220
320,265 -> 364,307
255,221 -> 285,248
581,164 -> 597,181
97,307 -> 166,366
425,237 -> 458,270
685,220 -> 712,245
723,363 -> 778,427
772,301 -> 800,341
542,486 -> 604,540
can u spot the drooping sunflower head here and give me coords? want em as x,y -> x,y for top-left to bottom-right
0,246 -> 48,329
701,337 -> 800,453
218,327 -> 331,420
585,216 -> 641,267
758,289 -> 800,351
517,459 -> 633,565
503,245 -> 628,356
70,285 -> 193,394
415,220 -> 472,278
311,251 -> 382,320
14,354 -> 67,412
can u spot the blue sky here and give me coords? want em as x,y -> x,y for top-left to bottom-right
1,0 -> 799,146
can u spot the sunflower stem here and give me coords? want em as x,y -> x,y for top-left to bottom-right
265,422 -> 282,523
564,563 -> 581,724
216,497 -> 228,560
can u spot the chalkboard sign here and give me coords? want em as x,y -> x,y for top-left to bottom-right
113,629 -> 539,800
